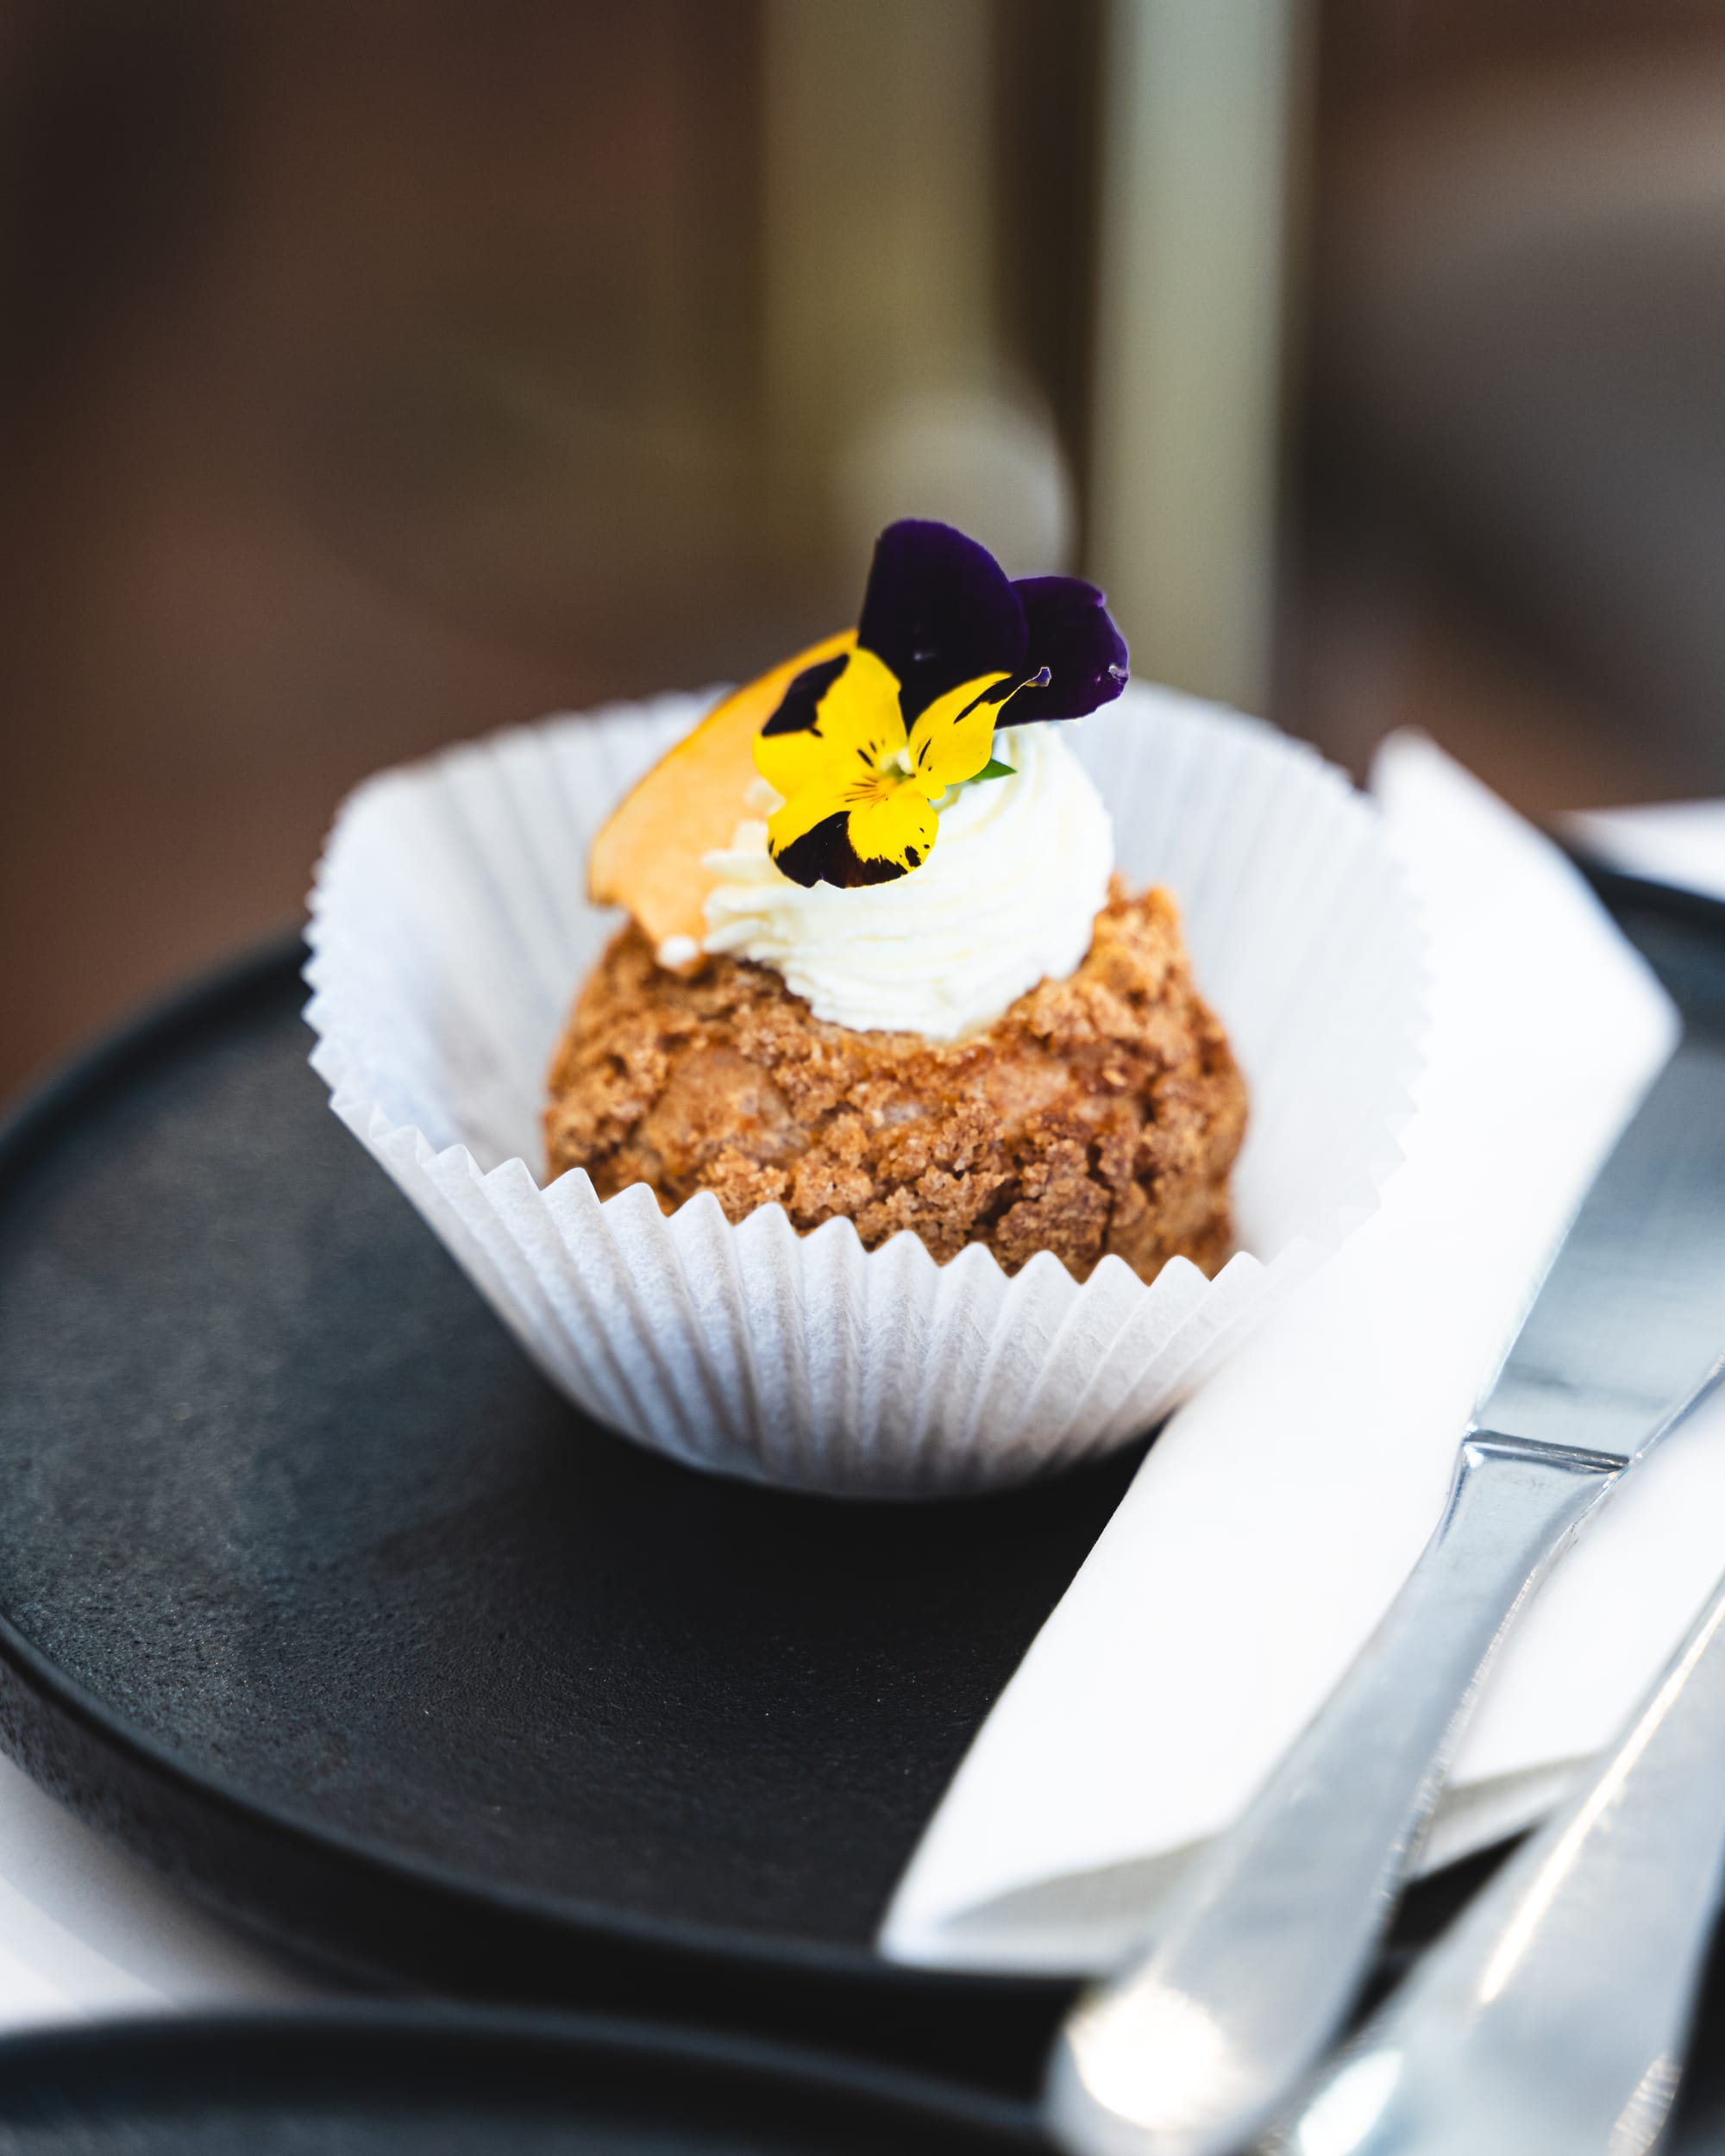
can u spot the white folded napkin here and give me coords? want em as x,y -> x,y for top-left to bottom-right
881,730 -> 1705,1973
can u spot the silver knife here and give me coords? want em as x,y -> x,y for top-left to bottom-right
1045,1030 -> 1725,2156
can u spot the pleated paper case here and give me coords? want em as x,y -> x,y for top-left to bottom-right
306,683 -> 1426,1495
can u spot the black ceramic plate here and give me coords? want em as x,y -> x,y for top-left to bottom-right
0,868 -> 1721,2098
0,2007 -> 1044,2153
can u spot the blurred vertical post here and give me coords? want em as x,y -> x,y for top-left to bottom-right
1089,0 -> 1302,712
759,0 -> 996,573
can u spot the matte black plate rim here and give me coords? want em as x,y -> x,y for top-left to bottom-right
1569,850 -> 1725,937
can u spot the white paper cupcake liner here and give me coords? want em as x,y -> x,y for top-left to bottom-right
304,682 -> 1426,1496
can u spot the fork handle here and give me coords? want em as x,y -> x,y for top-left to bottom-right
1044,1432 -> 1625,2156
1270,1559 -> 1725,2156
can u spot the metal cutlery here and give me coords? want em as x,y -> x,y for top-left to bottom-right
1268,1553 -> 1725,2156
1046,1034 -> 1725,2156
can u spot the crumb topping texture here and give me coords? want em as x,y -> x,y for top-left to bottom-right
545,881 -> 1245,1285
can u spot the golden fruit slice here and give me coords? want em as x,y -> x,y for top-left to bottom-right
588,629 -> 855,958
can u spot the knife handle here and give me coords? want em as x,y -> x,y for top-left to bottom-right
1044,1431 -> 1624,2156
1267,1558 -> 1725,2156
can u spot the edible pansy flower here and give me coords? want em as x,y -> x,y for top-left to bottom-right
754,519 -> 1128,888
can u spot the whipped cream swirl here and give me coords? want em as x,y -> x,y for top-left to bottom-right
694,723 -> 1113,1038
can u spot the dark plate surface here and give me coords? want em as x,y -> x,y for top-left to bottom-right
0,866 -> 1722,2096
0,2008 -> 1044,2153
0,937 -> 1120,2085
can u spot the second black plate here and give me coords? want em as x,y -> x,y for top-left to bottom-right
0,2007 -> 1044,2153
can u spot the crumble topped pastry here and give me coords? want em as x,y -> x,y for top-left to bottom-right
546,879 -> 1245,1282
557,516 -> 1246,1286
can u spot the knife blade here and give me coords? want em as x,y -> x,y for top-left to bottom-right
1046,1030 -> 1725,2156
1477,1037 -> 1725,1461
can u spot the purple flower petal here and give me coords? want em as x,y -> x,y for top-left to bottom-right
856,520 -> 1028,723
1009,576 -> 1130,722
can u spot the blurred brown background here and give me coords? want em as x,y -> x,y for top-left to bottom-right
4,0 -> 1725,1098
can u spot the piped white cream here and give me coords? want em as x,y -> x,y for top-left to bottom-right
697,723 -> 1114,1038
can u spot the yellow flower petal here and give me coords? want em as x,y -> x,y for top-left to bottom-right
754,644 -> 906,803
766,774 -> 853,858
905,672 -> 1015,792
768,768 -> 939,887
844,778 -> 938,877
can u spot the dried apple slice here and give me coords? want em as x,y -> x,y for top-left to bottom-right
588,630 -> 855,958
